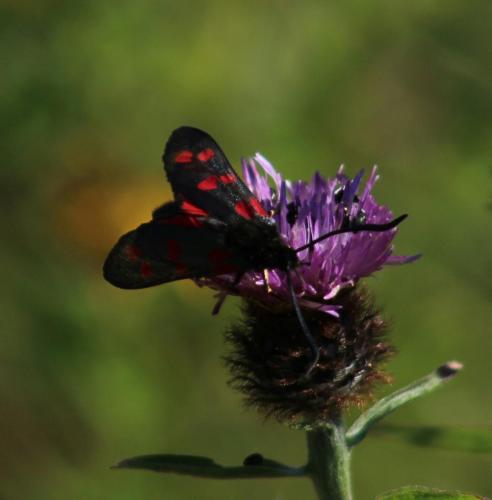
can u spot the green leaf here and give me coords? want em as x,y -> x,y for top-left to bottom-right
115,454 -> 217,471
113,453 -> 306,479
376,485 -> 487,499
376,425 -> 492,453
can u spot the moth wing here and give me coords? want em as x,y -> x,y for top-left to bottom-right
103,202 -> 243,289
163,126 -> 272,225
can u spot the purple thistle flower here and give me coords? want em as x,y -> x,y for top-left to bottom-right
199,153 -> 422,423
201,154 -> 419,316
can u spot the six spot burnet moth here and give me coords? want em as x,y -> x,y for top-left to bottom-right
103,126 -> 406,377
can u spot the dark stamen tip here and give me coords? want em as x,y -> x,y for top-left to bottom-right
243,453 -> 264,466
437,360 -> 464,379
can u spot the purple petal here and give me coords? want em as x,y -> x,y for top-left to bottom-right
385,254 -> 422,265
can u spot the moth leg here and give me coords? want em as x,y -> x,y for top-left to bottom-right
263,269 -> 273,294
233,270 -> 245,288
298,260 -> 312,267
211,271 -> 244,316
293,267 -> 304,284
212,292 -> 228,315
296,228 -> 313,267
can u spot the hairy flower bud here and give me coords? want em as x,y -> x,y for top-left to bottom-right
226,287 -> 392,423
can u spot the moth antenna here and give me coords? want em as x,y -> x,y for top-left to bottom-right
294,213 -> 408,253
286,267 -> 319,379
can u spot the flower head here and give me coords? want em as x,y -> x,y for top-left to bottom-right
203,155 -> 418,316
205,154 -> 418,424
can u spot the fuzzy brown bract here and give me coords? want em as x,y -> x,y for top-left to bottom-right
225,287 -> 393,424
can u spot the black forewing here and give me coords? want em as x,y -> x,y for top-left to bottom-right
162,126 -> 272,225
103,202 -> 244,289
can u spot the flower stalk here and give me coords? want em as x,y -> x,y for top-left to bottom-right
114,362 -> 462,500
346,361 -> 463,447
306,422 -> 352,500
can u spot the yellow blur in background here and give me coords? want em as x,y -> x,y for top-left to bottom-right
1,1 -> 492,499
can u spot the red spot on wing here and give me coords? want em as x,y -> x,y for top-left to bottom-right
197,173 -> 238,191
235,200 -> 253,220
175,150 -> 193,163
181,200 -> 208,216
249,197 -> 268,216
126,244 -> 141,262
174,263 -> 188,274
235,198 -> 268,219
167,239 -> 181,261
219,173 -> 236,184
197,148 -> 215,162
197,176 -> 219,191
160,215 -> 203,228
167,239 -> 189,275
140,262 -> 153,277
208,248 -> 239,274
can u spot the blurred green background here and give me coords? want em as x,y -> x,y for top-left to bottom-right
1,1 -> 492,499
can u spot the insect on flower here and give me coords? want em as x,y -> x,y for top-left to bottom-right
103,127 -> 406,377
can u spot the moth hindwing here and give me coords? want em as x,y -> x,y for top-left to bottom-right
103,126 -> 294,290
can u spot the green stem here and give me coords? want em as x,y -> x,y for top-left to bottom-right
346,361 -> 463,447
306,423 -> 352,500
